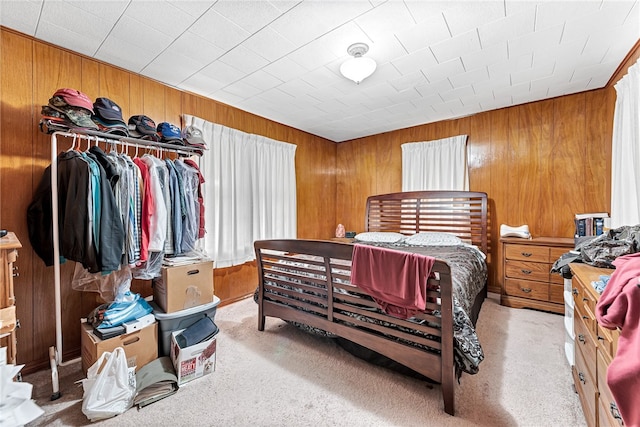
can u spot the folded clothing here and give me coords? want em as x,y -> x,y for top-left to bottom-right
176,316 -> 218,348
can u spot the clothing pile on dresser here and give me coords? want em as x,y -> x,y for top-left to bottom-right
27,145 -> 204,278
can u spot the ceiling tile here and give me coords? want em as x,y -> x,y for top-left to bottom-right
241,27 -> 298,62
430,28 -> 481,64
415,78 -> 454,97
277,78 -> 316,98
124,1 -> 196,39
169,31 -> 225,67
394,16 -> 450,54
508,24 -> 563,56
423,57 -> 465,83
461,41 -> 508,70
169,0 -> 214,17
221,80 -> 265,99
178,73 -> 226,97
241,70 -> 284,92
391,47 -> 438,75
440,1 -> 505,36
478,8 -> 536,47
263,56 -> 308,81
449,66 -> 490,88
355,1 -> 415,41
143,51 -> 203,86
389,71 -> 428,92
535,1 -> 602,30
218,45 -> 269,75
287,39 -> 339,72
35,19 -> 102,57
95,35 -> 157,73
0,0 -> 42,35
110,15 -> 173,56
199,60 -> 245,85
212,0 -> 283,33
270,1 -> 371,46
439,85 -> 475,102
188,8 -> 250,51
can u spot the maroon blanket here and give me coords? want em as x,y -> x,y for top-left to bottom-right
350,244 -> 435,319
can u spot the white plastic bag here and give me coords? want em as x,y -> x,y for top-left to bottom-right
81,347 -> 135,421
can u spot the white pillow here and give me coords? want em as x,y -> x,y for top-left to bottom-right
354,232 -> 405,243
404,232 -> 462,246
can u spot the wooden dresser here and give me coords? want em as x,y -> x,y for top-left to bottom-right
570,263 -> 623,427
0,232 -> 21,365
501,237 -> 574,314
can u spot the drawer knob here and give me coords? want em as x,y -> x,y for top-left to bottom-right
582,297 -> 589,302
572,288 -> 578,295
578,372 -> 586,384
520,252 -> 532,257
582,315 -> 589,320
578,334 -> 585,343
597,336 -> 605,342
520,287 -> 532,293
520,269 -> 532,275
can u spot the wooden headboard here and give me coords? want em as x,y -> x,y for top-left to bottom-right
365,191 -> 488,254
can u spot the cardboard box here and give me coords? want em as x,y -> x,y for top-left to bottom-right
170,329 -> 216,386
81,321 -> 158,374
153,260 -> 214,313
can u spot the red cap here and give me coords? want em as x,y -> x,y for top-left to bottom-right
53,88 -> 94,113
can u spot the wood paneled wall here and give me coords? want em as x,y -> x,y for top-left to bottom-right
336,84 -> 620,294
0,28 -> 336,372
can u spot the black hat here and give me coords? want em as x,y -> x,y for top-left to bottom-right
94,97 -> 125,123
128,115 -> 158,141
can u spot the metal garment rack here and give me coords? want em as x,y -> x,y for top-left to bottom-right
48,129 -> 201,399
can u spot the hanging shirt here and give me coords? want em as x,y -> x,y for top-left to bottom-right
174,159 -> 199,253
184,159 -> 205,239
133,158 -> 152,262
141,155 -> 168,253
165,159 -> 183,256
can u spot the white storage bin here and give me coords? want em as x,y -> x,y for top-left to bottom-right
150,295 -> 220,357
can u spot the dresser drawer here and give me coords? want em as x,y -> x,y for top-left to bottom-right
573,351 -> 597,427
575,312 -> 597,380
505,259 -> 550,282
597,350 -> 624,426
505,244 -> 550,262
504,278 -> 548,301
549,283 -> 563,304
597,325 -> 620,362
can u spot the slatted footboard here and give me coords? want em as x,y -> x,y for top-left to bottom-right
254,239 -> 456,415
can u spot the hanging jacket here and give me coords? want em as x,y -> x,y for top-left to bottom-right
27,151 -> 99,272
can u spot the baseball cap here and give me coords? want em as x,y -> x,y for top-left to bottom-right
93,97 -> 125,123
128,115 -> 159,141
43,104 -> 99,130
157,122 -> 183,143
52,88 -> 94,114
182,125 -> 208,149
93,115 -> 129,136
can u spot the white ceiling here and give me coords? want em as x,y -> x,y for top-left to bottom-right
1,1 -> 639,142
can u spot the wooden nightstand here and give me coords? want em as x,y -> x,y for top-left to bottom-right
501,236 -> 574,314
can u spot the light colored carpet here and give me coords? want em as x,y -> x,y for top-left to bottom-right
24,293 -> 586,427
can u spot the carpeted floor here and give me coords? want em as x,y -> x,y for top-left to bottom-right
24,293 -> 586,426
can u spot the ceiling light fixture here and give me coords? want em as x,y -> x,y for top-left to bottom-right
340,42 -> 377,85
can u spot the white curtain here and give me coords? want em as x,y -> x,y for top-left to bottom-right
183,115 -> 297,268
610,59 -> 640,228
401,135 -> 469,191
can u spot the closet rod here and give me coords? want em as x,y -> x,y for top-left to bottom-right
50,128 -> 202,156
47,130 -> 201,400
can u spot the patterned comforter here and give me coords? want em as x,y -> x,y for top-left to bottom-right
254,243 -> 487,377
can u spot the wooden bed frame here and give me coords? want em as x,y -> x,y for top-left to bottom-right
254,191 -> 488,415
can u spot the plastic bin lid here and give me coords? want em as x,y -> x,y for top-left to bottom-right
150,295 -> 220,320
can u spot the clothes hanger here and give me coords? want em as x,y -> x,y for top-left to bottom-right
67,134 -> 78,152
